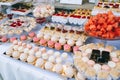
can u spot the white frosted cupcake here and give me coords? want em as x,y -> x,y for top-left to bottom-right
27,55 -> 36,65
18,46 -> 24,53
45,61 -> 54,71
97,71 -> 111,80
59,38 -> 66,45
20,53 -> 28,62
42,53 -> 49,60
76,72 -> 86,80
48,56 -> 55,63
63,65 -> 74,78
12,51 -> 20,59
35,51 -> 42,58
54,51 -> 60,58
110,69 -> 120,80
61,52 -> 68,59
47,50 -> 54,56
53,63 -> 63,74
56,57 -> 62,64
24,48 -> 29,54
85,68 -> 96,80
29,49 -> 35,55
35,58 -> 45,68
6,48 -> 13,57
67,39 -> 75,46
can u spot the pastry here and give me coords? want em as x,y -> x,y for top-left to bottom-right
55,43 -> 62,50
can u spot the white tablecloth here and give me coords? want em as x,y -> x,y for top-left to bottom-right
0,43 -> 67,80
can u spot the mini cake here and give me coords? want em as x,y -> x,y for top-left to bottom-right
48,41 -> 55,48
35,58 -> 45,68
20,53 -> 28,62
10,37 -> 17,43
55,43 -> 62,50
1,36 -> 8,42
27,55 -> 36,65
28,32 -> 36,39
45,61 -> 54,71
64,44 -> 71,52
39,39 -> 47,46
33,37 -> 40,43
20,35 -> 27,41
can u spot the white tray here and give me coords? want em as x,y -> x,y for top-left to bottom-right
0,0 -> 22,6
11,9 -> 32,15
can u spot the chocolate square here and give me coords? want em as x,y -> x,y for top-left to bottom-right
102,51 -> 110,62
90,49 -> 100,62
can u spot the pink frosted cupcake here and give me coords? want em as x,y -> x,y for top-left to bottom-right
28,32 -> 36,39
10,37 -> 17,43
1,36 -> 8,42
55,42 -> 62,50
64,44 -> 71,52
48,41 -> 55,48
39,39 -> 47,46
33,37 -> 40,43
73,46 -> 79,53
20,35 -> 27,41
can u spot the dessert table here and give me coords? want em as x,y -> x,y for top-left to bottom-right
0,43 -> 68,80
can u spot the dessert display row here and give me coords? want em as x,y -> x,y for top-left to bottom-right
74,43 -> 120,80
52,9 -> 91,25
0,16 -> 36,36
32,23 -> 87,52
4,40 -> 75,78
10,2 -> 33,15
92,2 -> 120,16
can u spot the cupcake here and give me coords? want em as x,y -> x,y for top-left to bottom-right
56,57 -> 62,63
20,53 -> 28,62
35,51 -> 42,58
39,39 -> 47,46
45,61 -> 54,71
48,56 -> 55,63
54,51 -> 60,58
18,46 -> 24,53
59,38 -> 66,45
64,44 -> 71,52
76,72 -> 86,80
6,48 -> 13,57
27,44 -> 32,49
76,40 -> 83,46
33,37 -> 40,43
42,53 -> 49,60
48,40 -> 55,48
110,69 -> 120,80
28,32 -> 36,39
1,36 -> 8,42
24,48 -> 29,54
44,34 -> 51,41
20,35 -> 27,41
27,55 -> 36,65
13,45 -> 19,51
97,71 -> 111,80
63,65 -> 74,78
40,47 -> 46,53
102,65 -> 111,71
47,50 -> 54,55
55,42 -> 62,50
35,58 -> 45,68
37,32 -> 44,39
29,49 -> 35,55
10,37 -> 17,43
85,68 -> 96,80
34,47 -> 39,52
73,46 -> 79,53
13,40 -> 18,45
53,63 -> 63,74
61,52 -> 68,59
87,60 -> 95,67
12,51 -> 20,59
51,35 -> 59,42
67,39 -> 75,46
